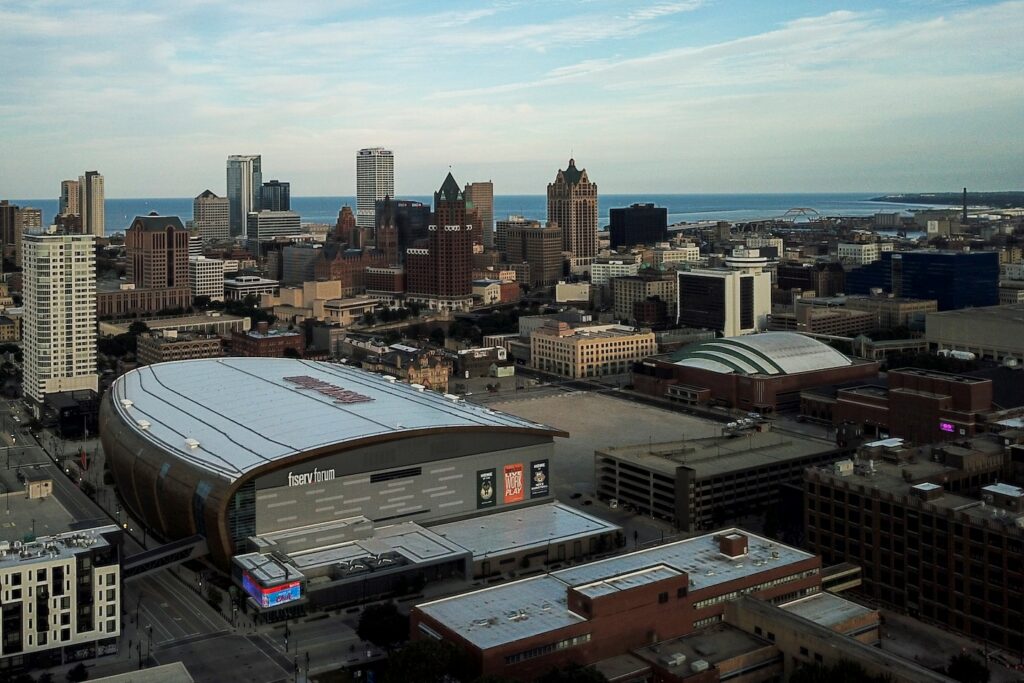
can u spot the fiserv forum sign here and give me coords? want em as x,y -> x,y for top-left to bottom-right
284,375 -> 374,404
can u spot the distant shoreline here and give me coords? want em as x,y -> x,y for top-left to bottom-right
870,192 -> 1024,208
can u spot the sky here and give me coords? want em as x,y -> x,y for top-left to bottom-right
1,0 -> 1022,198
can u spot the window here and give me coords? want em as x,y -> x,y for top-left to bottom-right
658,592 -> 668,604
677,587 -> 687,599
800,647 -> 809,656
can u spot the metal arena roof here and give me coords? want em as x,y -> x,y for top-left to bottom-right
109,358 -> 560,482
672,332 -> 853,376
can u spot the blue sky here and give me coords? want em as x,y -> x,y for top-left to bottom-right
1,0 -> 1022,197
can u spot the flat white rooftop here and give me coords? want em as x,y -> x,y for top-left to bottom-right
110,358 -> 560,481
781,592 -> 875,629
429,502 -> 620,560
416,528 -> 814,650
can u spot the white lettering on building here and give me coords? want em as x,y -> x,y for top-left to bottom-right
287,467 -> 337,487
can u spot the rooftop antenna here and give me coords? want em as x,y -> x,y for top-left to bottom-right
962,187 -> 968,223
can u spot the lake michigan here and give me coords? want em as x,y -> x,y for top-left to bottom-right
9,193 -> 954,236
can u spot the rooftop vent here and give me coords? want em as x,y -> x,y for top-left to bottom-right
136,420 -> 151,431
184,438 -> 200,449
120,399 -> 133,408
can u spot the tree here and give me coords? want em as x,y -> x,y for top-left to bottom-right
429,328 -> 446,347
39,674 -> 56,683
537,663 -> 608,683
282,347 -> 302,359
127,321 -> 150,336
66,662 -> 90,682
946,653 -> 990,683
356,602 -> 409,652
383,639 -> 468,683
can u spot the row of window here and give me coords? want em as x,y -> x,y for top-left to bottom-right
693,569 -> 819,610
504,633 -> 592,666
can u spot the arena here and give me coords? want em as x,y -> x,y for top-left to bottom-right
100,358 -> 617,611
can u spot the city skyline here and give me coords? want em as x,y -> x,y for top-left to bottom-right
1,1 -> 1022,198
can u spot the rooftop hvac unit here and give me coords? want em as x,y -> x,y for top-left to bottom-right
660,653 -> 686,667
136,420 -> 151,430
184,438 -> 200,449
691,660 -> 709,673
120,399 -> 133,408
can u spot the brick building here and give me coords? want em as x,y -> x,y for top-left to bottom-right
230,321 -> 304,357
137,331 -> 223,365
412,530 -> 823,681
801,368 -> 994,444
633,333 -> 879,414
504,220 -> 563,288
776,261 -> 846,298
405,173 -> 474,311
361,346 -> 452,392
313,245 -> 388,296
805,438 -> 1023,653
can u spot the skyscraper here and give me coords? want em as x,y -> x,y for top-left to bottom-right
505,220 -> 563,288
464,181 -> 494,249
193,190 -> 230,241
260,180 -> 291,212
608,203 -> 668,249
22,231 -> 98,415
60,179 -> 80,216
126,215 -> 191,289
226,154 -> 262,237
547,158 -> 598,259
78,170 -> 105,237
405,173 -> 473,311
356,147 -> 394,229
375,198 -> 430,263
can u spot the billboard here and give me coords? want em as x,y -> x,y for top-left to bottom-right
503,463 -> 525,504
477,469 -> 496,509
939,421 -> 955,433
530,460 -> 549,498
242,572 -> 302,609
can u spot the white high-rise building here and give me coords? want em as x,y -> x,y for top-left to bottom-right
356,147 -> 394,229
78,171 -> 105,237
226,155 -> 262,237
189,256 -> 226,302
22,232 -> 98,414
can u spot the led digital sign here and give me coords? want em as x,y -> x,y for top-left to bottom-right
939,421 -> 955,433
242,572 -> 302,609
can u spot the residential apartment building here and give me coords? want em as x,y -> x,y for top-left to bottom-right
804,443 -> 1023,653
226,154 -> 261,237
837,242 -> 893,267
59,180 -> 79,217
189,256 -> 225,302
504,220 -> 563,288
612,272 -> 677,323
22,232 -> 97,415
356,147 -> 394,229
547,158 -> 598,259
464,181 -> 494,249
0,526 -> 122,672
192,190 -> 230,241
78,171 -> 105,237
530,321 -> 656,378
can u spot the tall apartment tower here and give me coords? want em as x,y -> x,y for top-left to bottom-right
464,181 -> 494,249
260,180 -> 291,212
356,147 -> 394,229
22,232 -> 98,414
405,173 -> 473,311
547,158 -> 598,259
59,179 -> 80,216
226,155 -> 262,237
193,190 -> 231,241
125,215 -> 191,289
78,170 -> 105,237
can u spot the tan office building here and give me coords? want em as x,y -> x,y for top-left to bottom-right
531,321 -> 656,378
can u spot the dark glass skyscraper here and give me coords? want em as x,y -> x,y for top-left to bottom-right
608,203 -> 668,249
375,198 -> 430,263
845,250 -> 998,310
259,180 -> 290,212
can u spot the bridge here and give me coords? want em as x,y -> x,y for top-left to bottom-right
122,534 -> 209,581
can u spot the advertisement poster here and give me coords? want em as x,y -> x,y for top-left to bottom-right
477,469 -> 496,508
504,463 -> 525,504
530,460 -> 549,498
